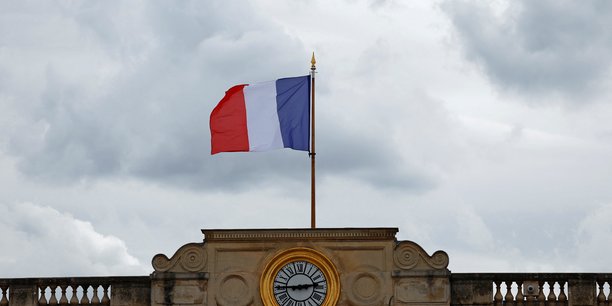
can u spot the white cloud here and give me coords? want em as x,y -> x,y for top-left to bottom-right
0,202 -> 146,277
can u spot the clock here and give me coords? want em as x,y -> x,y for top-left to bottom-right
260,248 -> 340,306
273,260 -> 327,305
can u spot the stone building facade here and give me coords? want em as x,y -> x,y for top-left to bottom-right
151,228 -> 449,306
1,227 -> 609,306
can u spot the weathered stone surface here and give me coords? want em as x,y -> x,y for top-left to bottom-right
151,273 -> 208,306
569,278 -> 596,306
8,285 -> 37,306
111,280 -> 151,306
450,279 -> 492,306
395,277 -> 449,304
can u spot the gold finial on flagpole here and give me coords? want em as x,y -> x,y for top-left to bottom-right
311,52 -> 316,70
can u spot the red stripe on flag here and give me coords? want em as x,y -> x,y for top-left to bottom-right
210,84 -> 250,154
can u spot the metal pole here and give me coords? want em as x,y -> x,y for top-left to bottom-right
310,53 -> 316,229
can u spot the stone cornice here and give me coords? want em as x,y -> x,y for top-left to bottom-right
201,228 -> 398,242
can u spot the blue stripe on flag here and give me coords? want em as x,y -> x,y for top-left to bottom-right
275,76 -> 310,151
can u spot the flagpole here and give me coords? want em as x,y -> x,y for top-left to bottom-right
310,53 -> 316,229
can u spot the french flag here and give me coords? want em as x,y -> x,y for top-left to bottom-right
210,75 -> 310,154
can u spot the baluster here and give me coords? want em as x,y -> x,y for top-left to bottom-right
597,281 -> 606,306
606,281 -> 612,306
101,285 -> 110,305
0,285 -> 9,306
69,285 -> 79,305
39,286 -> 48,305
536,282 -> 545,306
81,285 -> 91,304
59,285 -> 69,306
49,285 -> 59,305
558,281 -> 567,305
493,281 -> 502,306
548,281 -> 558,306
91,285 -> 101,305
505,281 -> 516,306
516,281 -> 525,306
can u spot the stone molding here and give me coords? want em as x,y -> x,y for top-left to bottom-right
201,228 -> 398,242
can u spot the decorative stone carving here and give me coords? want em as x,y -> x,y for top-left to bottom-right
394,241 -> 449,270
344,267 -> 387,306
214,273 -> 254,306
152,243 -> 207,273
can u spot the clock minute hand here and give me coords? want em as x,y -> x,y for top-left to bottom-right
291,283 -> 311,290
283,282 -> 319,290
275,282 -> 318,290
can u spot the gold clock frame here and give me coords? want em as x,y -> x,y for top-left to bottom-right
260,247 -> 340,306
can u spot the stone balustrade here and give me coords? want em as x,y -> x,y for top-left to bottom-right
2,273 -> 611,306
451,273 -> 612,306
0,277 -> 150,306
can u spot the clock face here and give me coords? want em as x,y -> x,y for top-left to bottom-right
273,260 -> 328,306
260,248 -> 339,306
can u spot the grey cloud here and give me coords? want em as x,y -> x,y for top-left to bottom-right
2,1 -> 432,194
442,0 -> 612,100
318,125 -> 436,191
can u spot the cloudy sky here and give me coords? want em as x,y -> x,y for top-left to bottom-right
2,0 -> 612,277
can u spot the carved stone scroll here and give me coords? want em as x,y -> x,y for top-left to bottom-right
152,243 -> 207,273
394,241 -> 449,271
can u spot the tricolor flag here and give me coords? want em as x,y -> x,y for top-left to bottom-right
210,75 -> 311,155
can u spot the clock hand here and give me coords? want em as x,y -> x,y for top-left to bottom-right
290,283 -> 314,290
275,282 -> 319,291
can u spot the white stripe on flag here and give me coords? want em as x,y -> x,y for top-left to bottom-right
243,81 -> 284,151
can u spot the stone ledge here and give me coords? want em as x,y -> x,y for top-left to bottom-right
201,228 -> 398,242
